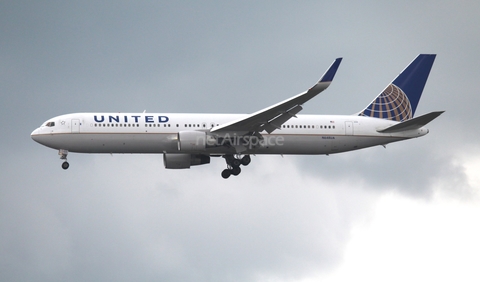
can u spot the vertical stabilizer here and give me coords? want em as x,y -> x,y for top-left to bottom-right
358,54 -> 436,121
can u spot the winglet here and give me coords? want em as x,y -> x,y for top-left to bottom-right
319,58 -> 343,82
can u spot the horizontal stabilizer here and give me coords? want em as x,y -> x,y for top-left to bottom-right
377,111 -> 444,133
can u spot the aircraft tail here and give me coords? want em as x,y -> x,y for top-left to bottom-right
358,54 -> 436,121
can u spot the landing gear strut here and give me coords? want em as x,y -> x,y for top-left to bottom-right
221,154 -> 250,179
59,149 -> 69,170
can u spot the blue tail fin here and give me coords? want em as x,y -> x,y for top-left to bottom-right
358,54 -> 436,121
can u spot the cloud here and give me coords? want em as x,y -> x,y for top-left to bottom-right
294,132 -> 477,200
319,192 -> 480,282
1,153 -> 378,281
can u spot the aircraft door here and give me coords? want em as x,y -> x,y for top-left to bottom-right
72,119 -> 80,133
345,121 -> 353,135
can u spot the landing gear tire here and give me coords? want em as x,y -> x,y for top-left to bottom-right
241,155 -> 251,166
231,166 -> 241,176
232,158 -> 241,167
221,169 -> 232,179
221,154 -> 251,178
62,161 -> 70,170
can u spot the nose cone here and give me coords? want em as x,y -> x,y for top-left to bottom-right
31,128 -> 41,143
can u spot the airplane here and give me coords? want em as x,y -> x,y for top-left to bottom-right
31,54 -> 444,179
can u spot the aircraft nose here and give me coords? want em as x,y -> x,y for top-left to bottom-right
31,128 -> 40,142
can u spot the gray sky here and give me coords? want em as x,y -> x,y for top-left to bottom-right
1,1 -> 480,281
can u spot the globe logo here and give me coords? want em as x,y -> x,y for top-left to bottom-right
359,84 -> 412,121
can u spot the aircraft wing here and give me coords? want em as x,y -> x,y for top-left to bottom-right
211,58 -> 342,134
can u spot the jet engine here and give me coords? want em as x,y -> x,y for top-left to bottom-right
163,153 -> 210,169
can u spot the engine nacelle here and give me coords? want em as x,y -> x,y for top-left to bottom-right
177,131 -> 216,151
163,153 -> 210,169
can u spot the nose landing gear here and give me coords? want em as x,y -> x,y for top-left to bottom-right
59,149 -> 69,170
221,154 -> 251,179
61,161 -> 70,170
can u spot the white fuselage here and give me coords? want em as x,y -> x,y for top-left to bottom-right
30,112 -> 429,155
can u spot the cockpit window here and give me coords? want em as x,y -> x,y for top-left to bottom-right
45,121 -> 55,127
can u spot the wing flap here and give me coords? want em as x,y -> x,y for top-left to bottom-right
261,105 -> 303,134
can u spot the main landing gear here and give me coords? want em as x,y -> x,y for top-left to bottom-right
59,149 -> 69,170
221,154 -> 251,179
